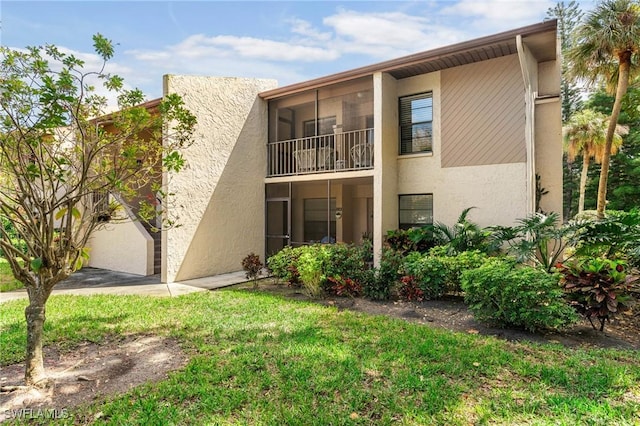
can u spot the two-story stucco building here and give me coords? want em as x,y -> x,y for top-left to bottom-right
88,20 -> 562,283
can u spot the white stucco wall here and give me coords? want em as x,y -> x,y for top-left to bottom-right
87,201 -> 154,276
163,75 -> 277,283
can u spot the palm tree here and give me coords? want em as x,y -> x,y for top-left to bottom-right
563,109 -> 627,214
568,0 -> 640,219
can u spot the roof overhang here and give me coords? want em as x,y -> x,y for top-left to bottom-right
259,20 -> 558,100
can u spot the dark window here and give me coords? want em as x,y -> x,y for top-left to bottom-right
399,92 -> 433,154
399,194 -> 433,230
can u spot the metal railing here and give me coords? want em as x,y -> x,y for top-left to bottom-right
267,128 -> 374,177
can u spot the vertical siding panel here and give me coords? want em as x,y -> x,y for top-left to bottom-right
441,55 -> 525,167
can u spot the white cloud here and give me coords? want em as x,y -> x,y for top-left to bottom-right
289,18 -> 332,42
116,3 -> 554,96
323,9 -> 466,58
441,0 -> 554,29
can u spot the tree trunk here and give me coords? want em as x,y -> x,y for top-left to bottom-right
596,55 -> 631,220
24,297 -> 47,386
578,154 -> 590,214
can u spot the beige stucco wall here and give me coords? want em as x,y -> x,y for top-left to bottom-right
163,75 -> 277,283
373,72 -> 401,261
534,59 -> 562,217
87,200 -> 154,275
397,159 -> 529,228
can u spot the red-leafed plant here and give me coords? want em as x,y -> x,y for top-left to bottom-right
399,275 -> 425,302
327,276 -> 362,297
558,258 -> 638,331
241,252 -> 264,288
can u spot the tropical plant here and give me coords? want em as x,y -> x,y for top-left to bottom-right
491,212 -> 574,272
241,253 -> 264,287
427,207 -> 496,255
461,258 -> 579,332
0,36 -> 196,386
558,258 -> 637,331
568,0 -> 640,219
563,109 -> 627,213
569,209 -> 640,265
385,226 -> 435,255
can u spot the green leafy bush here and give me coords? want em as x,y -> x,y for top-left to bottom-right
461,258 -> 578,332
266,246 -> 301,285
431,249 -> 488,293
362,248 -> 403,300
401,252 -> 448,299
324,242 -> 371,284
267,243 -> 372,297
558,258 -> 637,331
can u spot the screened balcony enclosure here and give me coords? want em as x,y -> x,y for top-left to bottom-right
268,77 -> 374,177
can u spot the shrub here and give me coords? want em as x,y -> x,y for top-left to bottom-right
327,276 -> 363,297
241,253 -> 263,287
385,227 -> 435,255
399,275 -> 424,301
461,258 -> 578,332
558,258 -> 638,331
361,248 -> 404,300
432,250 -> 488,293
401,252 -> 448,299
324,242 -> 370,284
266,246 -> 301,286
296,245 -> 331,298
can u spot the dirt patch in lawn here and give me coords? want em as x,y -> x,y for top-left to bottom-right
0,335 -> 187,422
237,279 -> 640,350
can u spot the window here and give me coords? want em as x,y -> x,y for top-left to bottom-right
399,194 -> 433,230
399,92 -> 433,154
304,198 -> 336,242
92,191 -> 111,222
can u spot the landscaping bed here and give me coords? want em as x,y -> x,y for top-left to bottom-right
235,278 -> 640,350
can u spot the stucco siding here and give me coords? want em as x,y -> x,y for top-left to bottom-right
441,54 -> 526,167
87,200 -> 154,276
397,159 -> 528,228
163,76 -> 277,283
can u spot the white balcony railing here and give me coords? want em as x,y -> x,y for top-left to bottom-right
267,128 -> 374,177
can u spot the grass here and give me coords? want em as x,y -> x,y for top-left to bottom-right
1,290 -> 640,425
0,257 -> 23,292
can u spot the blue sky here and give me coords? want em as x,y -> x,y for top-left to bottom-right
2,1 -> 595,101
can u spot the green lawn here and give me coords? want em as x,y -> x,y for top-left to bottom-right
2,291 -> 639,425
0,257 -> 23,292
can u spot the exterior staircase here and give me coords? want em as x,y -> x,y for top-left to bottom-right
141,221 -> 162,275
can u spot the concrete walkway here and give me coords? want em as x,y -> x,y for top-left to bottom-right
0,268 -> 250,304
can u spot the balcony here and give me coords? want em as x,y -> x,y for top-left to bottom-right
267,128 -> 374,177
